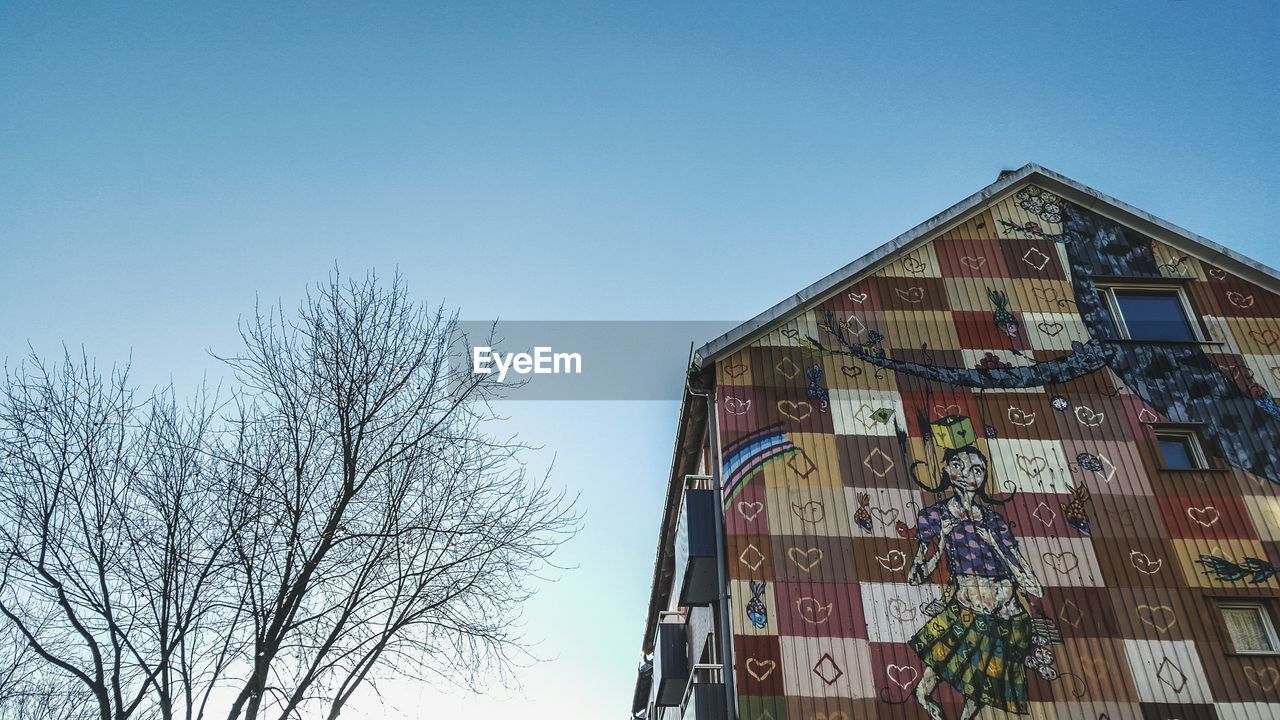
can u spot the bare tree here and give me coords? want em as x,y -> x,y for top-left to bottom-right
0,271 -> 577,720
214,272 -> 577,720
0,352 -> 237,720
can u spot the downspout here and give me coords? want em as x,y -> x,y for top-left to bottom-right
686,363 -> 736,720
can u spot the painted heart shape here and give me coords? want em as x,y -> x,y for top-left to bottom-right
1110,507 -> 1136,526
1079,657 -> 1108,681
875,549 -> 906,572
1136,604 -> 1177,633
1042,551 -> 1079,575
959,256 -> 987,270
1216,363 -> 1249,381
1016,454 -> 1048,478
1208,267 -> 1227,280
933,403 -> 961,418
848,292 -> 869,304
1032,286 -> 1059,304
777,400 -> 812,422
887,664 -> 919,690
737,501 -> 764,522
1186,506 -> 1220,527
796,597 -> 833,625
870,507 -> 899,526
1037,321 -> 1066,337
1228,291 -> 1255,309
722,363 -> 749,378
840,364 -> 863,378
886,597 -> 917,622
1249,329 -> 1279,347
780,327 -> 800,340
1074,405 -> 1105,427
1007,405 -> 1037,427
1245,666 -> 1280,692
1130,550 -> 1164,575
893,287 -> 925,303
791,501 -> 825,524
746,658 -> 776,682
788,547 -> 823,572
724,397 -> 752,415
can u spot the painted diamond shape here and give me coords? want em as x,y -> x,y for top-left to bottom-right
1022,248 -> 1051,271
813,652 -> 844,686
863,448 -> 895,478
1057,600 -> 1082,628
844,314 -> 867,337
853,404 -> 878,429
1098,453 -> 1117,483
1032,502 -> 1057,527
788,450 -> 818,479
1156,656 -> 1187,693
739,544 -> 765,572
775,357 -> 801,380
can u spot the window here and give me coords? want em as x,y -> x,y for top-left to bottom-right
1099,286 -> 1199,342
1219,602 -> 1280,654
1153,427 -> 1208,470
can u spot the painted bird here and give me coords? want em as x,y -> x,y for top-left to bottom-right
987,287 -> 1020,338
806,365 -> 830,413
861,329 -> 887,358
853,493 -> 873,533
1251,384 -> 1280,419
746,581 -> 768,629
1061,484 -> 1091,535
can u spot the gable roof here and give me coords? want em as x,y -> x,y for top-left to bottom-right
692,163 -> 1280,369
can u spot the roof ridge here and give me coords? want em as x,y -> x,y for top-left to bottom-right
693,164 -> 1280,367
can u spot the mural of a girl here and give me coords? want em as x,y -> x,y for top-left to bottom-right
906,443 -> 1056,720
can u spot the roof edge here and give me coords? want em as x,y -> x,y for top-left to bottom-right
693,163 -> 1280,368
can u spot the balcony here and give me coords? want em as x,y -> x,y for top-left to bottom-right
651,617 -> 689,707
673,479 -> 718,607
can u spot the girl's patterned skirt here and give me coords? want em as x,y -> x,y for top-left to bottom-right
908,597 -> 1032,714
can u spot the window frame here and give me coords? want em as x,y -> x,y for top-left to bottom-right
1152,426 -> 1210,471
1096,282 -> 1207,343
1217,600 -> 1280,656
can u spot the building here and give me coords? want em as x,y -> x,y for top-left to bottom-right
631,164 -> 1280,720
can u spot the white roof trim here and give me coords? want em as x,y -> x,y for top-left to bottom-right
693,163 -> 1280,368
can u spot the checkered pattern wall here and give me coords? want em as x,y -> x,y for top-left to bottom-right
714,184 -> 1280,720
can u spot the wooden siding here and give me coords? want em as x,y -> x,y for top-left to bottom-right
715,184 -> 1280,720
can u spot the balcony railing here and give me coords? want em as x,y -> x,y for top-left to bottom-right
678,664 -> 727,720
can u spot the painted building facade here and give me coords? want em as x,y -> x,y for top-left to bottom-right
633,165 -> 1280,720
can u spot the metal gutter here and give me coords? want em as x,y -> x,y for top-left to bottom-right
637,372 -> 708,654
686,368 -> 736,720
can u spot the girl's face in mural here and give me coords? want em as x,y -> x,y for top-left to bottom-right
946,451 -> 987,493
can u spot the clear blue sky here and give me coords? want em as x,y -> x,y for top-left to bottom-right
1,2 -> 1277,717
